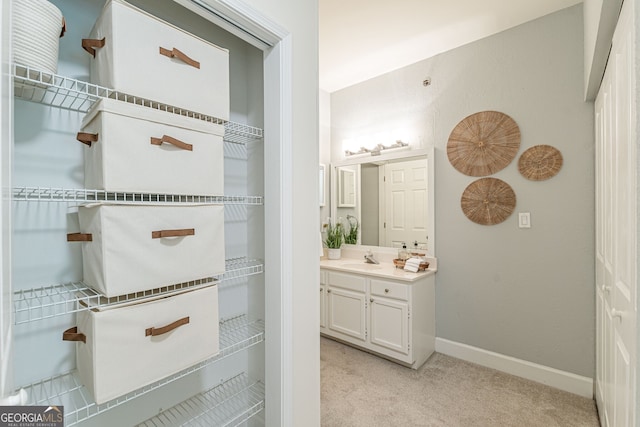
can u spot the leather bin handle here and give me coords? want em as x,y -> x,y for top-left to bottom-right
67,233 -> 93,242
82,38 -> 105,57
63,326 -> 86,343
145,316 -> 190,337
150,135 -> 193,151
151,228 -> 195,239
60,17 -> 66,38
159,47 -> 200,69
77,132 -> 99,147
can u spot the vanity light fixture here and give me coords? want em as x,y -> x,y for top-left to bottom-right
344,147 -> 369,156
345,140 -> 409,157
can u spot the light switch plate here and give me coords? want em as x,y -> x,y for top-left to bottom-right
518,212 -> 531,228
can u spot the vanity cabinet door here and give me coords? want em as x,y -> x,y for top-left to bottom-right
327,286 -> 367,342
369,296 -> 410,357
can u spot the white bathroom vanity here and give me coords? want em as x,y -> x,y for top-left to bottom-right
320,247 -> 436,369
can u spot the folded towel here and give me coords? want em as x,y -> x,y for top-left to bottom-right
404,257 -> 421,272
404,264 -> 419,273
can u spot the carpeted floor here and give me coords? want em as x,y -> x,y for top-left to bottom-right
321,337 -> 600,427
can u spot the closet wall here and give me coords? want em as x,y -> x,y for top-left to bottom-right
6,0 -> 268,425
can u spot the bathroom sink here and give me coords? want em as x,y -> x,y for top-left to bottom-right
339,263 -> 383,271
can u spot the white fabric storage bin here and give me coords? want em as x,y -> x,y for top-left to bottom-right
66,285 -> 219,404
84,0 -> 229,120
12,0 -> 65,74
69,203 -> 224,297
80,98 -> 224,196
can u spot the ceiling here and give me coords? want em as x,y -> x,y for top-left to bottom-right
319,0 -> 583,93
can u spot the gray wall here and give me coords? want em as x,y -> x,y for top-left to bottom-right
330,4 -> 595,377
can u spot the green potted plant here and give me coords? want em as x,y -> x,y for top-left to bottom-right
323,218 -> 344,259
343,215 -> 359,245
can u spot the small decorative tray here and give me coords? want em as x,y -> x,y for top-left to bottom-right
393,259 -> 430,271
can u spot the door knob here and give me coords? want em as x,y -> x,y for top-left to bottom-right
601,284 -> 611,293
611,308 -> 623,319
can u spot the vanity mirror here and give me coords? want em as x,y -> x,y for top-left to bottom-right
331,149 -> 434,253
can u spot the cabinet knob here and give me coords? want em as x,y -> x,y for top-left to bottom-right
370,298 -> 374,303
601,284 -> 611,293
327,289 -> 331,293
385,288 -> 389,293
611,308 -> 623,320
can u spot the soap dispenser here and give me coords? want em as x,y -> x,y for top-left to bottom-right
398,243 -> 408,261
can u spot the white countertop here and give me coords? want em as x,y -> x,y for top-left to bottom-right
320,257 -> 437,282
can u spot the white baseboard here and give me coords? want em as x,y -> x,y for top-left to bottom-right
435,338 -> 593,398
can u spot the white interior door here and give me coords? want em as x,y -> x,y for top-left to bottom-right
595,1 -> 637,425
596,58 -> 616,427
382,158 -> 428,248
594,78 -> 606,422
610,4 -> 636,424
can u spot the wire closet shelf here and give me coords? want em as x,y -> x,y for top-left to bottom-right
20,315 -> 265,426
11,186 -> 263,205
14,258 -> 264,324
12,63 -> 264,144
137,373 -> 265,427
11,65 -> 267,426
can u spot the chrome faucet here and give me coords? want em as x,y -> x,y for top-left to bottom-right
364,250 -> 379,264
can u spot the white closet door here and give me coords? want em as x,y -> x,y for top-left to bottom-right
595,0 -> 637,425
595,79 -> 612,427
610,2 -> 636,424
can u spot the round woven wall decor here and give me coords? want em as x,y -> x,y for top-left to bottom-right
447,111 -> 521,177
461,178 -> 516,225
518,145 -> 563,181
